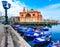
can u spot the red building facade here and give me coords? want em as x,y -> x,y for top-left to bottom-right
19,8 -> 42,22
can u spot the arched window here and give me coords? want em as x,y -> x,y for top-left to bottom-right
21,15 -> 23,17
33,14 -> 35,16
26,13 -> 31,17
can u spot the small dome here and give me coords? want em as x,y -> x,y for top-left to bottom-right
31,9 -> 34,11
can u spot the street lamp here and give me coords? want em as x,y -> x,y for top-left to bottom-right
2,1 -> 11,24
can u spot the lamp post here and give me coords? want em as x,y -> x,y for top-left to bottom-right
2,1 -> 11,24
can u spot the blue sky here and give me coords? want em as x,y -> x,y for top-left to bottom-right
16,0 -> 60,9
0,0 -> 60,21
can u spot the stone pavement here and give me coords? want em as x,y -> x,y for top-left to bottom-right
0,24 -> 14,47
0,23 -> 5,47
0,24 -> 31,47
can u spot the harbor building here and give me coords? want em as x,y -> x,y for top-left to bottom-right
0,16 -> 5,24
19,7 -> 42,22
10,16 -> 20,24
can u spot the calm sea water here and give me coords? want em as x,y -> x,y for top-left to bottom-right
24,24 -> 60,47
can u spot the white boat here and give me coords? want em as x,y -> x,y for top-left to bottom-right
33,35 -> 51,45
48,40 -> 60,47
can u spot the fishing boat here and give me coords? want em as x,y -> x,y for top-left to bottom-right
12,24 -> 24,35
48,40 -> 60,47
27,26 -> 36,29
12,24 -> 22,30
33,35 -> 51,45
40,26 -> 49,31
12,24 -> 19,29
24,32 -> 40,38
43,28 -> 49,31
17,27 -> 23,33
24,27 -> 40,39
24,25 -> 50,39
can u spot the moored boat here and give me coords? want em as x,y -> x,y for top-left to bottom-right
43,28 -> 49,31
48,40 -> 60,47
24,31 -> 40,39
12,24 -> 22,30
24,27 -> 40,39
33,35 -> 51,45
40,26 -> 49,31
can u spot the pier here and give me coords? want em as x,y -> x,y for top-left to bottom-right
0,23 -> 31,47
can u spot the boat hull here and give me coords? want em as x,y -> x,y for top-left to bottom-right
33,38 -> 51,45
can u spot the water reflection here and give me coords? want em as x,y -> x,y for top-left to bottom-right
33,43 -> 49,47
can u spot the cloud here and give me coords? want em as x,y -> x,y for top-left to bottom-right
37,4 -> 60,20
0,0 -> 27,17
0,0 -> 60,21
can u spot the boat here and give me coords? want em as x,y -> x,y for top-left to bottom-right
17,27 -> 24,35
39,31 -> 51,38
43,28 -> 49,31
12,24 -> 19,29
24,25 -> 50,39
40,26 -> 49,31
12,24 -> 24,35
24,27 -> 40,39
12,24 -> 22,30
24,32 -> 40,38
33,35 -> 51,45
48,40 -> 60,47
27,26 -> 36,29
24,27 -> 50,39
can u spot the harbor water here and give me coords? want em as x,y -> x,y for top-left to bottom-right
24,24 -> 60,47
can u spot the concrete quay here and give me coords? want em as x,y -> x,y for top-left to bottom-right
0,23 -> 5,47
0,24 -> 31,47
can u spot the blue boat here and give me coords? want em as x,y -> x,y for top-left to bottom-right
12,24 -> 22,30
40,26 -> 49,31
27,26 -> 36,29
48,40 -> 60,47
24,26 -> 50,39
39,31 -> 51,38
24,27 -> 40,39
33,35 -> 51,45
24,32 -> 40,39
12,25 -> 19,29
17,27 -> 23,33
43,28 -> 49,31
12,25 -> 24,35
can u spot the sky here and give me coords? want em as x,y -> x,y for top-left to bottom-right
0,0 -> 60,20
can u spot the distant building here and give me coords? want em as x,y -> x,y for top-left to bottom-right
0,12 -> 2,16
0,16 -> 5,24
19,8 -> 42,22
10,16 -> 20,24
44,19 -> 59,24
